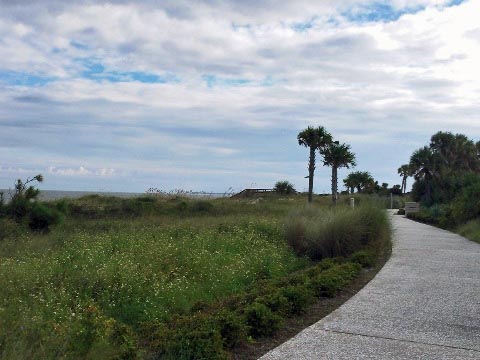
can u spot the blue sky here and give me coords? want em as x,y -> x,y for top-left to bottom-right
0,0 -> 479,194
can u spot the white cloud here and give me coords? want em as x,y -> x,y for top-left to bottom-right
0,0 -> 479,192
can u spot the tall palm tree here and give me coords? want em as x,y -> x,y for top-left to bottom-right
297,126 -> 332,203
397,164 -> 410,195
409,146 -> 436,204
321,142 -> 356,205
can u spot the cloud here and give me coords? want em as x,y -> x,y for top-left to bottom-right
0,0 -> 479,192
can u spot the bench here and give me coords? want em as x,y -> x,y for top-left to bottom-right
404,202 -> 420,215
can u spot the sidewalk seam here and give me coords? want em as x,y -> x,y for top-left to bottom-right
321,328 -> 480,353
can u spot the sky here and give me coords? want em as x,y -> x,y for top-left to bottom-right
1,0 -> 479,194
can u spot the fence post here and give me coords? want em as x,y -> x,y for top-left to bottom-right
350,197 -> 355,209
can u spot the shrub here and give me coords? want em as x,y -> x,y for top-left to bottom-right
28,203 -> 63,232
216,311 -> 247,349
191,200 -> 214,213
273,181 -> 296,195
256,292 -> 291,317
281,285 -> 313,315
244,302 -> 282,338
349,250 -> 375,268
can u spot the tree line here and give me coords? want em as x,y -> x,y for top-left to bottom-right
399,131 -> 480,227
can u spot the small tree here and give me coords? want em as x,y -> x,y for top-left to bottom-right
9,174 -> 43,221
273,181 -> 296,195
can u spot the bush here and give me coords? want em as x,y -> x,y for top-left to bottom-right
281,285 -> 313,315
349,250 -> 375,268
216,311 -> 247,349
191,200 -> 214,213
244,302 -> 283,338
273,181 -> 296,195
28,203 -> 63,232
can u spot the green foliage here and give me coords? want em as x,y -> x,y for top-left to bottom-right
244,302 -> 283,337
321,142 -> 356,204
298,125 -> 333,203
349,250 -> 376,268
457,220 -> 480,244
273,180 -> 296,194
408,173 -> 480,229
343,171 -> 374,194
0,194 -> 390,358
281,285 -> 314,315
28,203 -> 63,232
285,204 -> 389,260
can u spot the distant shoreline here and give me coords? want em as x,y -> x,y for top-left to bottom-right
0,189 -> 228,201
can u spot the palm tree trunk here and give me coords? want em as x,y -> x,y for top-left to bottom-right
308,147 -> 315,203
332,166 -> 338,205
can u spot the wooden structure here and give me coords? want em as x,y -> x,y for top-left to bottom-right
232,188 -> 274,198
404,202 -> 420,215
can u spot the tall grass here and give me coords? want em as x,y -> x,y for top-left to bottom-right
457,219 -> 480,244
285,204 -> 389,260
0,204 -> 308,358
0,195 -> 391,358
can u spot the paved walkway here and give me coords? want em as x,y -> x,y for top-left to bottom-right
260,213 -> 480,359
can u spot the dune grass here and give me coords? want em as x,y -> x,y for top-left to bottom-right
285,203 -> 390,260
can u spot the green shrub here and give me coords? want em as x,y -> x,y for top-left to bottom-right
349,250 -> 375,268
310,263 -> 361,297
256,292 -> 291,317
9,196 -> 29,222
244,302 -> 282,338
281,285 -> 313,315
457,219 -> 480,244
273,181 -> 296,195
191,200 -> 214,213
310,273 -> 344,297
216,311 -> 247,349
28,203 -> 63,231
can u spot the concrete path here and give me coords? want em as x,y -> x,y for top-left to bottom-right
260,213 -> 480,359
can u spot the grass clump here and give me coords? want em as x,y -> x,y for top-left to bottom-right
285,204 -> 389,260
456,220 -> 480,244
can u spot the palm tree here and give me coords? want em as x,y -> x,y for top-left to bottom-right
297,126 -> 332,203
321,142 -> 356,205
343,174 -> 357,194
409,146 -> 436,204
343,171 -> 373,194
397,164 -> 410,195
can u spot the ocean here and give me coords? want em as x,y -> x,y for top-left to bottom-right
0,189 -> 228,202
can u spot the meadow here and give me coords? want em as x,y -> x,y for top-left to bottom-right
0,193 -> 391,359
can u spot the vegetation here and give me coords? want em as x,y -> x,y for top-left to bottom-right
2,175 -> 64,232
401,131 -> 480,237
285,204 -> 389,260
457,220 -> 480,244
297,126 -> 332,203
321,142 -> 356,205
343,171 -> 374,194
0,192 -> 390,359
397,164 -> 410,195
273,180 -> 296,195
